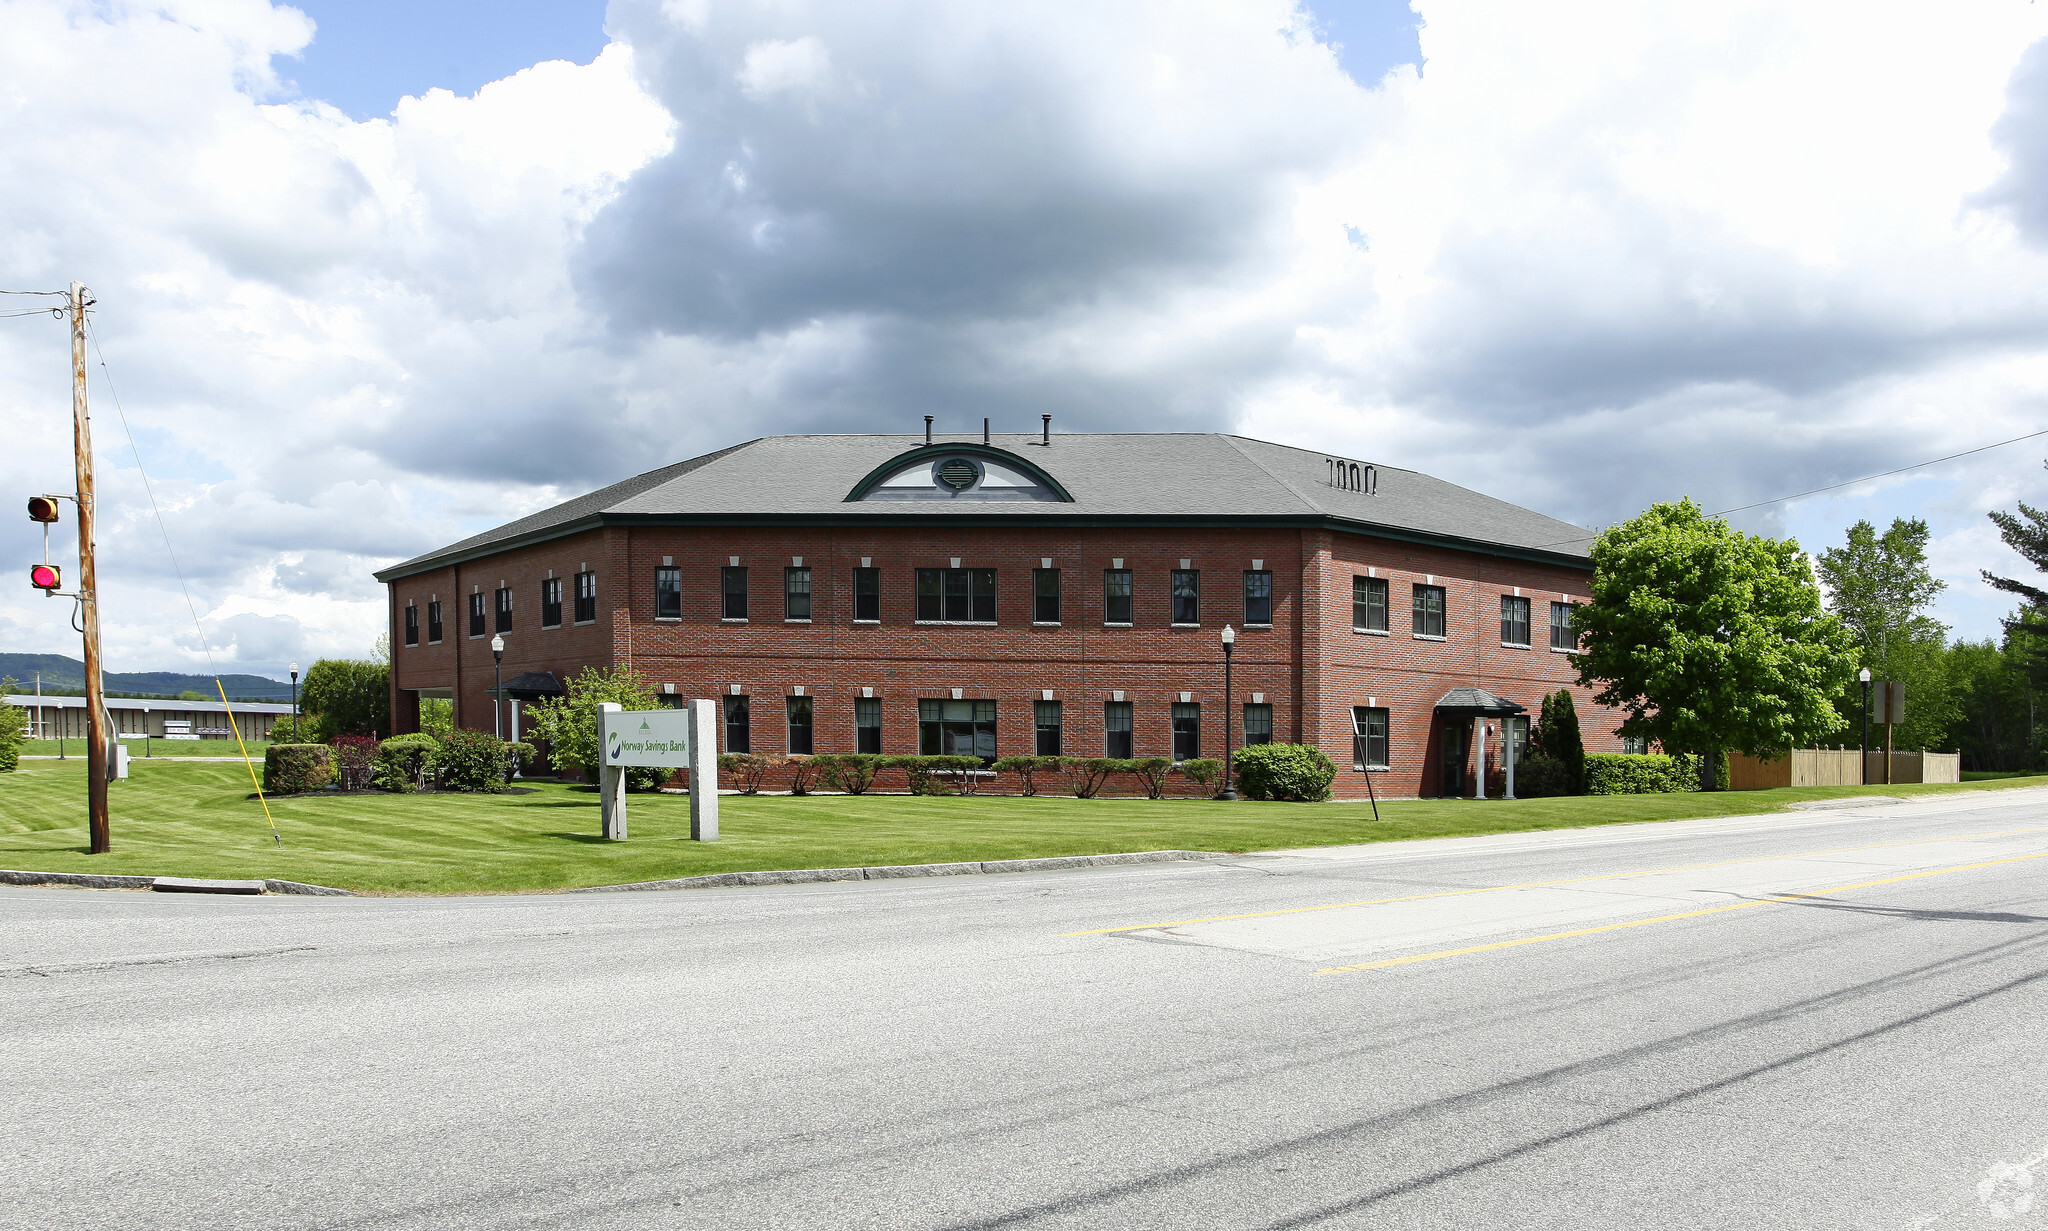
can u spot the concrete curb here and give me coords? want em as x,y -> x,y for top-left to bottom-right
565,849 -> 1230,893
0,868 -> 355,896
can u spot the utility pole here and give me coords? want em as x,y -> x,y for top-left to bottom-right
71,282 -> 109,853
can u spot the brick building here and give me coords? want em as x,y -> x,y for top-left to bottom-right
373,431 -> 1617,799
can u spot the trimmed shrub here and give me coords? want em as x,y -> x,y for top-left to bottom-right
992,755 -> 1061,796
816,753 -> 885,795
719,753 -> 785,794
1059,757 -> 1128,799
263,744 -> 333,795
437,729 -> 512,792
786,755 -> 820,795
330,734 -> 379,790
926,754 -> 986,795
0,689 -> 24,774
1514,754 -> 1572,798
1129,757 -> 1175,799
375,733 -> 439,792
1584,752 -> 1698,795
1234,743 -> 1336,802
1179,758 -> 1223,791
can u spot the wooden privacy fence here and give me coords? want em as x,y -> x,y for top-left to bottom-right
1728,749 -> 1961,790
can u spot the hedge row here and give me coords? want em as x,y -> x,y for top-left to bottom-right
262,733 -> 534,795
710,752 -> 1232,798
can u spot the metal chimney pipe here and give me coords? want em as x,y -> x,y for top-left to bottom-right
983,417 -> 990,444
924,415 -> 933,445
1042,414 -> 1051,445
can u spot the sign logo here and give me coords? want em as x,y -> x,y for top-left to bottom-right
607,730 -> 622,762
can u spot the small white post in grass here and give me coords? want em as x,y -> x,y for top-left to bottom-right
687,698 -> 719,841
598,703 -> 628,841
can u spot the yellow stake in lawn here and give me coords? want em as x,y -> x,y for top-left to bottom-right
217,681 -> 282,847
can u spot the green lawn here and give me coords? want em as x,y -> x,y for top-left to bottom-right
3,758 -> 2045,895
22,739 -> 275,759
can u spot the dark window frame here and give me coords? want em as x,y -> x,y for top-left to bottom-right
1243,703 -> 1273,746
853,567 -> 880,622
1103,569 -> 1134,625
1243,570 -> 1273,626
1104,700 -> 1134,758
786,695 -> 813,755
1034,700 -> 1062,755
918,698 -> 997,763
722,567 -> 748,620
468,592 -> 486,638
1351,706 -> 1390,769
573,571 -> 597,624
1550,601 -> 1577,651
1172,702 -> 1200,761
494,587 -> 512,634
914,567 -> 997,623
404,605 -> 419,646
1171,570 -> 1200,626
723,695 -> 751,753
1412,584 -> 1446,638
655,567 -> 683,621
427,600 -> 443,644
784,566 -> 812,621
1501,595 -> 1532,646
541,578 -> 562,629
1033,568 -> 1061,624
855,697 -> 882,753
1354,576 -> 1389,633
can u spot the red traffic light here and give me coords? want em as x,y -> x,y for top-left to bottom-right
27,496 -> 60,524
29,564 -> 60,591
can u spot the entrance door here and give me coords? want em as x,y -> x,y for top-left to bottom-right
1440,721 -> 1467,797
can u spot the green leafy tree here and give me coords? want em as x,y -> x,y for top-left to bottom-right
1573,499 -> 1857,789
0,677 -> 26,772
1948,638 -> 2039,771
526,664 -> 665,788
1816,518 -> 1959,751
1982,487 -> 2048,690
418,696 -> 453,739
300,658 -> 392,742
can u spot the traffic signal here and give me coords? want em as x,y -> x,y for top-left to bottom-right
27,496 -> 60,523
29,564 -> 59,592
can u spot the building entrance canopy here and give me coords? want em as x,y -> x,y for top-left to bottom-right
1432,687 -> 1526,720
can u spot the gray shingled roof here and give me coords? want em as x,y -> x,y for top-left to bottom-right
1435,687 -> 1527,714
376,433 -> 1592,580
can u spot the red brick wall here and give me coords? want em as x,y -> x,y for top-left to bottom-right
387,522 -> 1614,797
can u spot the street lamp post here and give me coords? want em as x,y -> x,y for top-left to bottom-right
289,661 -> 299,743
490,635 -> 505,740
1859,666 -> 1872,785
1219,624 -> 1238,801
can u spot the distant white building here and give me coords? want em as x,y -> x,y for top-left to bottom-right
6,695 -> 295,742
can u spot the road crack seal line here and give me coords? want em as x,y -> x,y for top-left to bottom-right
1,944 -> 317,978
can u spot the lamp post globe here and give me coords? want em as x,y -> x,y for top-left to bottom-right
1219,624 -> 1238,801
490,636 -> 506,739
288,661 -> 299,743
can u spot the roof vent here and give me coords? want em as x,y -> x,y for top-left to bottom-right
936,459 -> 978,490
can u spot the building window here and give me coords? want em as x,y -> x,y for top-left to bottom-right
468,592 -> 486,638
1621,733 -> 1651,755
723,695 -> 750,753
919,699 -> 996,762
494,587 -> 512,634
541,578 -> 562,629
1511,716 -> 1534,760
1033,569 -> 1061,623
1351,706 -> 1389,769
722,567 -> 748,620
1550,601 -> 1577,650
785,567 -> 812,621
1243,703 -> 1272,746
404,605 -> 418,646
574,571 -> 596,623
786,695 -> 813,755
1035,701 -> 1062,755
854,567 -> 880,622
1501,595 -> 1531,646
1172,702 -> 1200,761
1104,700 -> 1134,758
1243,571 -> 1272,626
1171,570 -> 1200,625
427,600 -> 444,643
915,567 -> 996,622
1104,569 -> 1133,624
655,567 -> 682,620
856,697 -> 882,753
1354,576 -> 1389,633
1412,584 -> 1445,638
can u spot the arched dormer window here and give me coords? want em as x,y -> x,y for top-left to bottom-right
844,444 -> 1074,503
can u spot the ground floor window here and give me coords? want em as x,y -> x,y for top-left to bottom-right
1035,700 -> 1062,755
919,699 -> 995,761
787,695 -> 813,754
1172,702 -> 1200,761
723,695 -> 750,753
856,697 -> 882,753
1243,703 -> 1272,745
1351,706 -> 1389,769
1105,701 -> 1133,758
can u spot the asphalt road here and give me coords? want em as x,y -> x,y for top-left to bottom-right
12,790 -> 2048,1229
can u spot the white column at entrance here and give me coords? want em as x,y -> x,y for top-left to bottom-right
1505,718 -> 1517,800
1474,716 -> 1487,800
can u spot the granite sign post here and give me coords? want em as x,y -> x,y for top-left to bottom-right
597,701 -> 719,842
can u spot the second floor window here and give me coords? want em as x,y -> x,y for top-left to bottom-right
541,578 -> 562,628
1501,596 -> 1531,645
1035,700 -> 1062,755
915,567 -> 995,622
1104,700 -> 1133,758
427,600 -> 444,643
854,567 -> 880,621
1412,584 -> 1445,638
1351,706 -> 1389,769
786,695 -> 813,755
1104,569 -> 1133,624
723,695 -> 750,753
404,605 -> 419,646
1550,601 -> 1577,650
1172,702 -> 1200,760
494,587 -> 512,633
1171,570 -> 1200,625
1354,576 -> 1388,632
785,567 -> 812,620
1033,569 -> 1061,623
655,567 -> 682,620
1243,570 -> 1272,626
722,567 -> 748,620
468,592 -> 486,638
574,571 -> 596,623
856,697 -> 882,753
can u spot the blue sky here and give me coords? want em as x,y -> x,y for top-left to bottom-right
281,1 -> 1421,118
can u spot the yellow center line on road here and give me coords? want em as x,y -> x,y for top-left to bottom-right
1314,848 -> 2048,975
1061,824 -> 2048,938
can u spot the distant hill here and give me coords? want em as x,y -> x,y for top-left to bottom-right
0,653 -> 293,701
